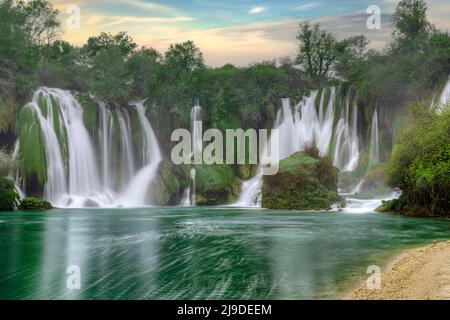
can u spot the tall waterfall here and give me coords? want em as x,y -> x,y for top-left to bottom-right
236,87 -> 361,207
369,109 -> 380,166
181,99 -> 202,206
115,101 -> 162,207
17,88 -> 162,208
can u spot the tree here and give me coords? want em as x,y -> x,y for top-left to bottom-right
84,32 -> 137,58
393,0 -> 431,41
295,22 -> 368,82
164,41 -> 205,76
295,22 -> 339,80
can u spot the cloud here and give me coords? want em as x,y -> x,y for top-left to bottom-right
100,16 -> 195,28
295,3 -> 321,11
249,6 -> 266,14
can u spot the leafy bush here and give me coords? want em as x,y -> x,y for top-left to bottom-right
388,102 -> 450,216
18,197 -> 52,210
0,177 -> 19,210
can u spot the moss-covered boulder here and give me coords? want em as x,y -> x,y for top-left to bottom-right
152,161 -> 189,205
262,151 -> 342,210
0,178 -> 19,210
19,197 -> 53,210
195,164 -> 239,205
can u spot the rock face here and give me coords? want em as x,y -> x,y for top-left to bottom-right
262,151 -> 342,210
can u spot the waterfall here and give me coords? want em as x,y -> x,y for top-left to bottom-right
116,101 -> 162,206
18,88 -> 162,208
25,90 -> 67,204
9,140 -> 25,199
181,99 -> 202,206
117,109 -> 135,188
369,109 -> 380,166
438,77 -> 450,111
333,97 -> 360,171
98,102 -> 113,189
236,87 -> 361,207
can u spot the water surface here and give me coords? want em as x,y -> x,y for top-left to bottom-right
0,207 -> 449,299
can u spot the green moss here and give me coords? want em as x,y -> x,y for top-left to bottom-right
152,161 -> 189,205
75,93 -> 98,132
0,178 -> 19,210
262,151 -> 342,210
16,107 -> 47,184
195,164 -> 239,205
19,197 -> 53,210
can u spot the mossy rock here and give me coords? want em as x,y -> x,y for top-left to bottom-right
0,178 -> 19,210
19,197 -> 53,210
195,164 -> 239,205
262,151 -> 342,210
152,160 -> 189,205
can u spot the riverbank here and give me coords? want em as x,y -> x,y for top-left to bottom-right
352,241 -> 450,300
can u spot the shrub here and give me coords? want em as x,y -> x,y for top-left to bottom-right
388,102 -> 450,216
19,197 -> 52,210
0,178 -> 19,210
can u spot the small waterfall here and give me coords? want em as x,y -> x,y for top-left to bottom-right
333,97 -> 359,171
438,77 -> 450,111
117,109 -> 135,188
181,99 -> 202,206
98,102 -> 113,189
116,101 -> 162,206
9,140 -> 25,199
369,109 -> 380,166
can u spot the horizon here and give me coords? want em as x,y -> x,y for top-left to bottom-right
52,0 -> 450,66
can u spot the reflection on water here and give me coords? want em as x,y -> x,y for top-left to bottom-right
0,207 -> 449,299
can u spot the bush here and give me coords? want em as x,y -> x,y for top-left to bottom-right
388,102 -> 450,216
0,149 -> 17,177
19,197 -> 52,210
0,178 -> 19,210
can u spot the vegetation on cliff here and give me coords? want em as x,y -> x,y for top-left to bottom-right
262,147 -> 342,210
0,177 -> 19,210
381,102 -> 449,216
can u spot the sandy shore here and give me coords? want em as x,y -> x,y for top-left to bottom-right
351,240 -> 450,300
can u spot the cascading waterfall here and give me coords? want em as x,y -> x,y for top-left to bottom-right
9,140 -> 25,199
18,88 -> 162,208
438,76 -> 450,111
236,87 -> 361,207
369,109 -> 380,166
98,102 -> 113,189
333,96 -> 359,172
181,99 -> 202,206
116,101 -> 162,207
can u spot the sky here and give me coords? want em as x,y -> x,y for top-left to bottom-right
50,0 -> 450,66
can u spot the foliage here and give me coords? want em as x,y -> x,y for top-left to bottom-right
388,102 -> 450,216
262,151 -> 341,210
0,177 -> 19,210
393,0 -> 431,42
19,197 -> 52,210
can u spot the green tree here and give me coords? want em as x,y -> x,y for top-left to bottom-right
164,41 -> 205,77
393,0 -> 431,41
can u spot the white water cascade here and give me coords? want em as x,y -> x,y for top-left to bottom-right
369,109 -> 380,166
17,88 -> 162,208
181,99 -> 202,206
9,140 -> 25,199
236,87 -> 361,207
116,101 -> 162,207
438,76 -> 450,111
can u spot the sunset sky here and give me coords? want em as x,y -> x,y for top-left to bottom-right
50,0 -> 450,66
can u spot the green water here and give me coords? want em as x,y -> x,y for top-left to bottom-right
0,207 -> 449,300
